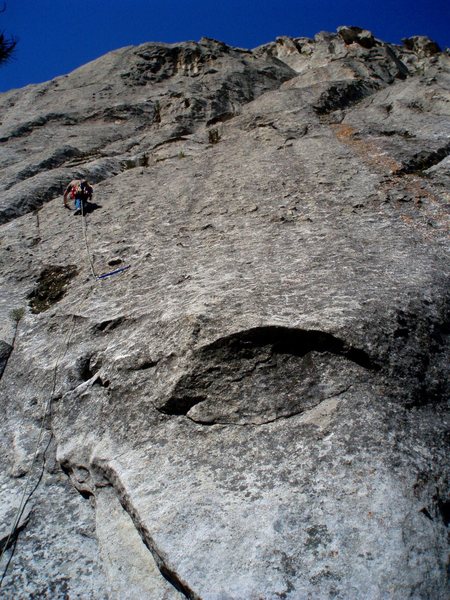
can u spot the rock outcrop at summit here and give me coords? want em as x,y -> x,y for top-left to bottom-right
0,27 -> 449,599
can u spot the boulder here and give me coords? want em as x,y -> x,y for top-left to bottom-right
337,25 -> 377,48
402,35 -> 442,56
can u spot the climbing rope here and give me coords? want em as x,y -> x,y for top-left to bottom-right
80,201 -> 131,280
80,201 -> 98,280
0,315 -> 76,586
97,265 -> 131,279
1,189 -> 135,586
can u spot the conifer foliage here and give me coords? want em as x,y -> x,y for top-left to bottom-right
0,4 -> 16,65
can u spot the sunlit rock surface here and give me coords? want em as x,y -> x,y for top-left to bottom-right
0,28 -> 449,599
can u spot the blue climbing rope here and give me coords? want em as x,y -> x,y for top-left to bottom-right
97,265 -> 131,279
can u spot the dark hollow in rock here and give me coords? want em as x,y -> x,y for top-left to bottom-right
399,143 -> 450,175
161,394 -> 207,416
27,265 -> 78,314
133,359 -> 158,371
76,355 -> 109,389
78,355 -> 97,382
419,507 -> 433,521
92,316 -> 127,334
108,258 -> 123,267
0,340 -> 13,378
159,327 -> 377,425
313,80 -> 378,115
437,499 -> 450,527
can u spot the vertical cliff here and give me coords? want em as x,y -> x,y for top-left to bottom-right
0,28 -> 449,599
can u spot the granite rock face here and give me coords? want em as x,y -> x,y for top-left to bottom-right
0,29 -> 449,599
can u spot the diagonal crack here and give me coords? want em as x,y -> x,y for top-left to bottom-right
91,461 -> 203,600
185,384 -> 353,427
0,340 -> 14,383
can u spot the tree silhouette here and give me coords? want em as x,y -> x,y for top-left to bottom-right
0,4 -> 16,65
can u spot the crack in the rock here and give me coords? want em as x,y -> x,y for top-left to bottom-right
0,340 -> 14,383
90,462 -> 202,600
185,384 -> 353,427
0,317 -> 21,383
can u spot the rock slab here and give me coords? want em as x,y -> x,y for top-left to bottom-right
0,27 -> 449,599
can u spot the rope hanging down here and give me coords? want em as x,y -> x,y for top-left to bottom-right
1,193 -> 133,586
0,316 -> 76,586
80,203 -> 97,279
80,203 -> 130,280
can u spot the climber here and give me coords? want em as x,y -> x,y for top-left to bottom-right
63,179 -> 93,214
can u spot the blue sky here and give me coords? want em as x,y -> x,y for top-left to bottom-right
1,0 -> 449,93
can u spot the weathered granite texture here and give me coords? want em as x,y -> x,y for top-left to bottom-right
0,27 -> 449,599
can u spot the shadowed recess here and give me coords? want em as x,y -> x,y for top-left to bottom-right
158,326 -> 378,425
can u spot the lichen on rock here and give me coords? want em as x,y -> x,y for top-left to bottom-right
27,265 -> 78,314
